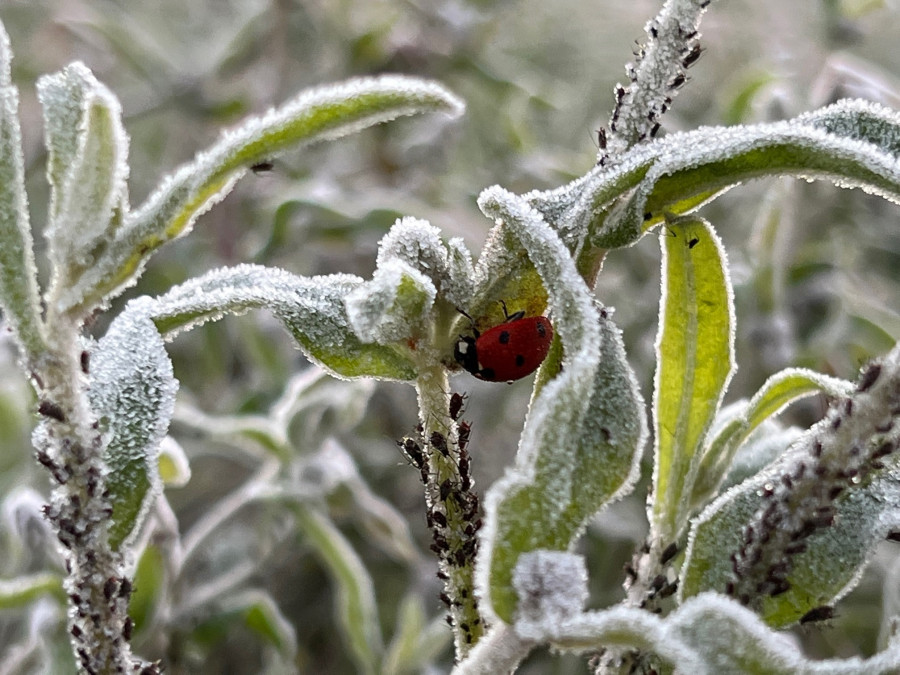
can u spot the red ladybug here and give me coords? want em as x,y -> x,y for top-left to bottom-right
454,302 -> 553,382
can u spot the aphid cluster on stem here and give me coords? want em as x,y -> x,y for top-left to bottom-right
727,360 -> 900,615
396,393 -> 484,647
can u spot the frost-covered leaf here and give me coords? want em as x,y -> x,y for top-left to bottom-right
520,100 -> 900,255
476,187 -> 645,624
652,216 -> 735,542
0,22 -> 44,358
345,260 -> 436,344
690,369 -> 854,510
445,236 -> 476,308
131,264 -> 417,381
513,551 -> 588,625
90,312 -> 177,551
294,505 -> 383,675
62,75 -> 464,313
682,452 -> 900,627
682,347 -> 900,626
460,592 -> 900,674
605,105 -> 900,247
798,98 -> 900,156
37,62 -> 129,307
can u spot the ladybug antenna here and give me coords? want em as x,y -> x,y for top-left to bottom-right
456,307 -> 476,325
498,299 -> 525,322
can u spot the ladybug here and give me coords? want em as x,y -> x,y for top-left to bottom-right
453,302 -> 553,382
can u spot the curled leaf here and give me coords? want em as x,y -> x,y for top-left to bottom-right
476,187 -> 645,623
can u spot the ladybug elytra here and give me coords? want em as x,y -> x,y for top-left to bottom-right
453,302 -> 553,383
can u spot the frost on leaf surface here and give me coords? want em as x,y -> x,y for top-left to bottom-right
90,311 -> 177,551
502,593 -> 900,673
604,110 -> 900,246
476,187 -> 645,623
0,20 -> 43,358
37,62 -> 129,292
513,551 -> 588,628
682,433 -> 900,627
137,264 -> 417,381
57,74 -> 463,313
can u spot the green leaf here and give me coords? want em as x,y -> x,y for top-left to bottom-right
0,22 -> 45,359
0,573 -> 64,609
90,313 -> 177,551
37,62 -> 129,314
64,75 -> 464,313
135,264 -> 418,381
503,592 -> 900,674
345,260 -> 436,344
382,594 -> 452,675
615,105 -> 900,245
690,369 -> 854,510
476,188 -> 645,624
652,215 -> 735,542
294,505 -> 382,675
129,543 -> 165,635
236,591 -> 298,660
682,343 -> 900,627
521,100 -> 900,255
681,451 -> 900,627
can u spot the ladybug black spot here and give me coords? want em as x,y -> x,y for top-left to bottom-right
515,355 -> 525,367
536,322 -> 547,337
498,331 -> 510,345
480,368 -> 496,380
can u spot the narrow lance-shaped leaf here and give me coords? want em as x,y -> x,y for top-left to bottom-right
689,368 -> 855,510
604,103 -> 900,248
128,264 -> 417,381
0,22 -> 45,359
518,100 -> 900,255
37,62 -> 129,310
90,312 -> 177,551
652,215 -> 735,543
476,187 -> 646,624
294,505 -> 383,675
63,75 -> 464,314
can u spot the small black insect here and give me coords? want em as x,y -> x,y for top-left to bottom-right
799,605 -> 834,624
858,363 -> 882,392
449,392 -> 467,421
682,44 -> 703,69
250,160 -> 274,174
38,400 -> 66,422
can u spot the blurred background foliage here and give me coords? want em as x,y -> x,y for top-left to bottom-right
1,0 -> 900,672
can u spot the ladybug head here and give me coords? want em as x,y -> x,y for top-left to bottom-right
453,334 -> 480,376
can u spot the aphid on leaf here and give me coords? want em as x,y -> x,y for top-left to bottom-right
250,160 -> 274,174
454,301 -> 553,383
799,605 -> 834,625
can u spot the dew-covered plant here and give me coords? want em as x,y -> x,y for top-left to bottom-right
3,0 -> 900,673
